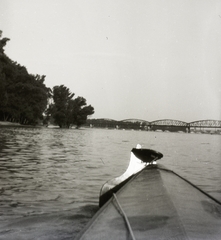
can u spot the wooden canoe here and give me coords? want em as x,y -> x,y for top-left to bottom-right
76,146 -> 221,240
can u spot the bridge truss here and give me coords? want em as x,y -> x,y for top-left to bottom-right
88,118 -> 221,132
121,119 -> 150,124
150,119 -> 187,126
189,120 -> 221,128
122,119 -> 221,128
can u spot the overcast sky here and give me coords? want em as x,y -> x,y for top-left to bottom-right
1,0 -> 221,122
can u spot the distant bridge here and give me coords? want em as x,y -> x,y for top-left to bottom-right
86,119 -> 221,133
121,119 -> 221,132
121,119 -> 221,127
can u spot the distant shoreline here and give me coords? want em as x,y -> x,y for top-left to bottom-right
0,121 -> 40,128
0,121 -> 21,126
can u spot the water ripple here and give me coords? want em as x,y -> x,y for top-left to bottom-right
0,127 -> 220,239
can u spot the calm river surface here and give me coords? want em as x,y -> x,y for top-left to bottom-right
0,127 -> 221,239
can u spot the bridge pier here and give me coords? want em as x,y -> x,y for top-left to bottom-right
187,124 -> 190,133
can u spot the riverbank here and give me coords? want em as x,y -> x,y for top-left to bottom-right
0,121 -> 21,126
0,121 -> 42,128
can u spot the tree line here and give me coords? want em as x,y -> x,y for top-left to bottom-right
0,31 -> 94,128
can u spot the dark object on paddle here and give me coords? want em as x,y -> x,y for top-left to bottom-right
131,148 -> 163,163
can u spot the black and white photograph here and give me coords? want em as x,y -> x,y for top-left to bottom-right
0,0 -> 221,239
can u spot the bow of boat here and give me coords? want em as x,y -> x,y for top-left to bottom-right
76,145 -> 221,240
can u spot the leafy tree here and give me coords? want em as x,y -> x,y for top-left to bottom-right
48,85 -> 94,128
49,85 -> 74,128
0,31 -> 94,127
70,97 -> 95,128
0,30 -> 10,54
0,72 -> 7,108
0,31 -> 49,125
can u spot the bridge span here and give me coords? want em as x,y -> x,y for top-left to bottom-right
120,119 -> 221,132
86,119 -> 221,133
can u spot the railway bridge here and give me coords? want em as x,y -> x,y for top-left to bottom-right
126,119 -> 221,132
87,119 -> 221,133
149,119 -> 188,132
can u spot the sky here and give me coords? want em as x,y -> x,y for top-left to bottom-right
1,0 -> 221,122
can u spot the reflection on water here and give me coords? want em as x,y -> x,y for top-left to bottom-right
0,127 -> 220,239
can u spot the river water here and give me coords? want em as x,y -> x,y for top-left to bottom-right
0,127 -> 220,239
